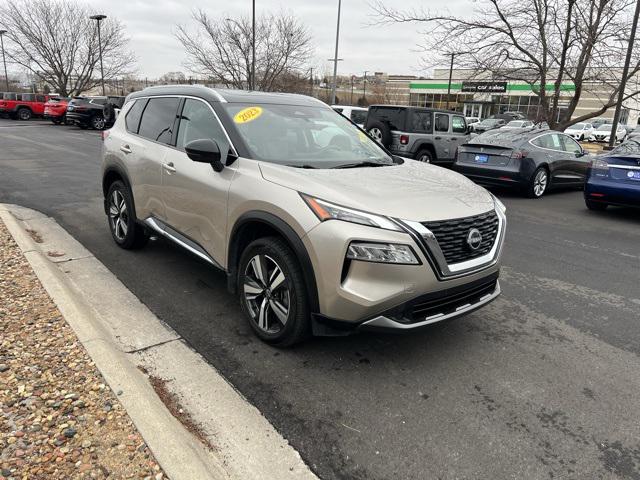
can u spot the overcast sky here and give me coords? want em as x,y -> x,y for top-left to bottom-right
88,0 -> 467,79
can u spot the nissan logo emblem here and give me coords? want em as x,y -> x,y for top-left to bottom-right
466,228 -> 483,250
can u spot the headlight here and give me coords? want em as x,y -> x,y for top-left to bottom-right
492,195 -> 507,214
346,242 -> 420,264
301,194 -> 401,231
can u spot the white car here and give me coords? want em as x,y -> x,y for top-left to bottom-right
564,122 -> 593,141
500,120 -> 534,129
465,116 -> 480,126
588,124 -> 627,143
332,105 -> 368,128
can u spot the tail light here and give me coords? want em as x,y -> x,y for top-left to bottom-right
591,158 -> 609,175
510,149 -> 528,159
399,135 -> 409,145
101,129 -> 110,141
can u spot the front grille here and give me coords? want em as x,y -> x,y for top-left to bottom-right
422,210 -> 499,265
387,274 -> 499,324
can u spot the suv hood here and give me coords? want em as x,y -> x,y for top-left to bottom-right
259,160 -> 495,222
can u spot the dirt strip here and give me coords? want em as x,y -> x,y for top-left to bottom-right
0,218 -> 166,480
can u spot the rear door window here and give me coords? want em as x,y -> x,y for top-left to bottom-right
350,110 -> 368,125
435,113 -> 449,133
138,97 -> 180,144
21,94 -> 35,102
411,111 -> 432,133
36,95 -> 46,103
532,133 -> 562,150
370,107 -> 406,131
125,99 -> 147,134
452,115 -> 466,134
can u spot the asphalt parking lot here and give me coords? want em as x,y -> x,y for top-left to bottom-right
1,120 -> 639,479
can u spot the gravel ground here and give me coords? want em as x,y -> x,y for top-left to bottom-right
0,219 -> 166,480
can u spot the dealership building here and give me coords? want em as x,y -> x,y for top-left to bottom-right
384,69 -> 640,126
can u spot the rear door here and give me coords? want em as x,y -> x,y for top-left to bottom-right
126,96 -> 180,221
530,133 -> 578,185
450,115 -> 469,157
161,97 -> 237,263
433,113 -> 452,159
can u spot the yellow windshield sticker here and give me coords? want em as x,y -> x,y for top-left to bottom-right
234,106 -> 263,124
358,131 -> 368,143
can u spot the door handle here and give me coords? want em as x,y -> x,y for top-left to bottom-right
163,162 -> 176,173
120,144 -> 132,154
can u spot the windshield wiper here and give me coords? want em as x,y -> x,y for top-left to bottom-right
287,164 -> 318,169
331,161 -> 391,169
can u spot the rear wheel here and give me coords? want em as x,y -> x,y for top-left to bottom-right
91,115 -> 105,130
17,108 -> 32,121
586,199 -> 608,211
106,181 -> 149,250
525,167 -> 549,198
238,237 -> 310,347
414,149 -> 433,163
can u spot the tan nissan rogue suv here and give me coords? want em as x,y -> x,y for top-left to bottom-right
101,85 -> 506,346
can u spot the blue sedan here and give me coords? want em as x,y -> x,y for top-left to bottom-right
585,139 -> 640,210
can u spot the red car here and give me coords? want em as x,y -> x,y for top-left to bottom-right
44,97 -> 71,124
0,93 -> 54,120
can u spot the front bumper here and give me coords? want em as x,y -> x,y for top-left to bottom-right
303,208 -> 505,330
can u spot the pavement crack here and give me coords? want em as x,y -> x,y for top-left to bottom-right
125,337 -> 181,354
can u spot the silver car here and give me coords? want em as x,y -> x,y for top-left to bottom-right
101,85 -> 506,346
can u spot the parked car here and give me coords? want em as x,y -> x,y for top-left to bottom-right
588,124 -> 627,143
500,120 -> 534,130
473,118 -> 506,134
44,97 -> 71,124
501,111 -> 526,120
364,105 -> 470,164
455,129 -> 591,198
626,126 -> 640,141
585,139 -> 640,210
331,105 -> 368,128
101,85 -> 506,346
0,93 -> 52,120
465,117 -> 480,128
564,122 -> 594,141
66,95 -> 125,130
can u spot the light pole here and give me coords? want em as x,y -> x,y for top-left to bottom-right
251,0 -> 256,90
89,14 -> 107,96
363,70 -> 368,103
446,53 -> 455,110
330,0 -> 342,105
0,30 -> 9,91
608,0 -> 640,148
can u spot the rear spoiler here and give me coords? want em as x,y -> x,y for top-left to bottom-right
460,143 -> 513,150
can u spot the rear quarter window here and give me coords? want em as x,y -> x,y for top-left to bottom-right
368,107 -> 406,131
125,99 -> 147,134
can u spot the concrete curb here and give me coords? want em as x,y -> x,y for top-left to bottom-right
0,204 -> 317,480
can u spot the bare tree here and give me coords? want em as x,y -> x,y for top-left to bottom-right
371,0 -> 640,129
175,10 -> 313,92
0,0 -> 135,96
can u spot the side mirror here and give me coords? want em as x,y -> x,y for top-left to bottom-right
575,149 -> 586,158
185,139 -> 224,172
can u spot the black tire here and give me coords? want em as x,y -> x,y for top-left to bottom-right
106,180 -> 149,250
91,115 -> 105,130
17,108 -> 32,121
367,121 -> 392,147
586,199 -> 608,211
414,148 -> 433,163
238,237 -> 311,347
525,166 -> 549,198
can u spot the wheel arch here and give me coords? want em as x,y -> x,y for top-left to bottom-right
413,141 -> 437,159
102,166 -> 138,219
227,212 -> 320,314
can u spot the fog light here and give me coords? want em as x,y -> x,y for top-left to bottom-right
346,242 -> 420,265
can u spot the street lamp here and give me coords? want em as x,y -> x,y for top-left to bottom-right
0,30 -> 9,91
330,0 -> 342,105
89,14 -> 107,96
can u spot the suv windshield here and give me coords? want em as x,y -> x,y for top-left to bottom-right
224,103 -> 394,168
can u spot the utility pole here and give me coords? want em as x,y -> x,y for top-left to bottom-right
309,67 -> 314,96
609,0 -> 640,148
363,70 -> 368,103
0,30 -> 9,91
251,0 -> 256,90
90,14 -> 107,96
330,0 -> 342,105
446,53 -> 455,110
350,75 -> 354,104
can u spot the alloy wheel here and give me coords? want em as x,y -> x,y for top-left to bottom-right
243,254 -> 290,334
533,170 -> 548,197
93,116 -> 105,130
369,128 -> 382,143
419,154 -> 431,163
108,190 -> 129,241
18,109 -> 31,120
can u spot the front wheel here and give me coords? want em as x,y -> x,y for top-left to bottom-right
106,181 -> 149,249
525,167 -> 549,198
17,108 -> 32,121
238,237 -> 310,347
91,115 -> 105,130
414,149 -> 433,163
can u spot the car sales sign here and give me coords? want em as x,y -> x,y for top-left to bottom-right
461,82 -> 508,93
